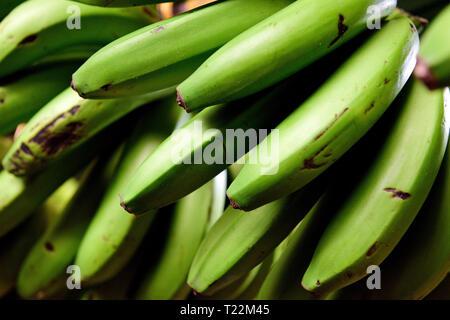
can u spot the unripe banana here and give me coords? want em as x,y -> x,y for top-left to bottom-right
414,4 -> 450,89
119,58 -> 341,215
74,101 -> 181,285
301,79 -> 450,296
227,15 -> 419,211
2,86 -> 173,177
136,181 -> 214,300
0,136 -> 13,165
364,142 -> 450,300
176,0 -> 397,112
0,62 -> 80,135
0,119 -> 125,237
0,178 -> 78,298
16,154 -> 116,300
257,193 -> 337,300
71,0 -> 294,99
71,0 -> 184,7
187,175 -> 327,296
0,0 -> 158,78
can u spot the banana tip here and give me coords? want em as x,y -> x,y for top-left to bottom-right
176,88 -> 190,113
119,194 -> 136,215
226,191 -> 243,210
301,281 -> 322,297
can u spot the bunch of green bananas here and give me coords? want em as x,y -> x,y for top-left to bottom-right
0,0 -> 449,301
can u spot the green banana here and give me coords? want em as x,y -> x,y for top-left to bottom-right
226,15 -> 419,211
364,142 -> 450,300
119,63 -> 336,215
176,0 -> 396,112
0,0 -> 26,20
74,101 -> 180,285
0,136 -> 13,165
0,0 -> 158,78
301,79 -> 450,296
32,44 -> 102,66
71,0 -> 294,99
415,4 -> 450,89
0,178 -> 78,298
187,175 -> 327,296
0,119 -> 124,237
71,0 -> 184,7
2,86 -> 173,177
136,181 -> 214,300
16,151 -> 119,300
0,62 -> 80,135
425,275 -> 450,300
257,193 -> 338,300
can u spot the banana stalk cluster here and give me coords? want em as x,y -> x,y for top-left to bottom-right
0,0 -> 449,300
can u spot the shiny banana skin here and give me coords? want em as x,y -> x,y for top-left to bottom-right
0,62 -> 80,135
0,121 -> 123,237
0,0 -> 158,78
119,63 -> 335,215
187,176 -> 326,296
16,156 -> 116,300
364,141 -> 450,300
136,182 -> 214,300
71,0 -> 293,99
0,178 -> 78,298
2,86 -> 174,177
74,102 -> 181,285
176,0 -> 397,112
226,16 -> 420,211
414,4 -> 450,89
301,79 -> 450,296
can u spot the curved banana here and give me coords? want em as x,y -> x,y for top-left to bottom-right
226,15 -> 419,211
71,0 -> 293,99
119,65 -> 332,215
16,155 -> 116,299
257,194 -> 336,300
2,86 -> 173,177
71,0 -> 184,7
74,101 -> 180,285
187,175 -> 327,296
0,119 -> 123,237
0,62 -> 80,135
176,0 -> 396,112
0,178 -> 78,298
136,181 -> 214,300
364,142 -> 450,300
0,0 -> 158,78
301,79 -> 450,296
414,4 -> 450,89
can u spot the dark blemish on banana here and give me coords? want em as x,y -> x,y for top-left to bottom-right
19,34 -> 38,46
384,78 -> 390,85
346,271 -> 353,279
314,108 -> 349,141
365,102 -> 375,114
20,143 -> 33,156
316,280 -> 321,287
151,26 -> 166,34
366,242 -> 377,257
101,84 -> 112,91
45,242 -> 54,252
328,14 -> 348,48
384,188 -> 411,200
31,122 -> 83,156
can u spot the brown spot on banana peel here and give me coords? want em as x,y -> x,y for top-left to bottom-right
227,191 -> 243,211
301,281 -> 323,297
101,84 -> 112,91
414,58 -> 440,90
314,108 -> 349,141
44,242 -> 54,252
384,188 -> 411,200
150,25 -> 166,34
176,88 -> 190,112
20,143 -> 33,156
18,34 -> 38,46
328,14 -> 348,48
366,242 -> 377,257
365,101 -> 375,114
30,121 -> 83,156
119,194 -> 138,216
